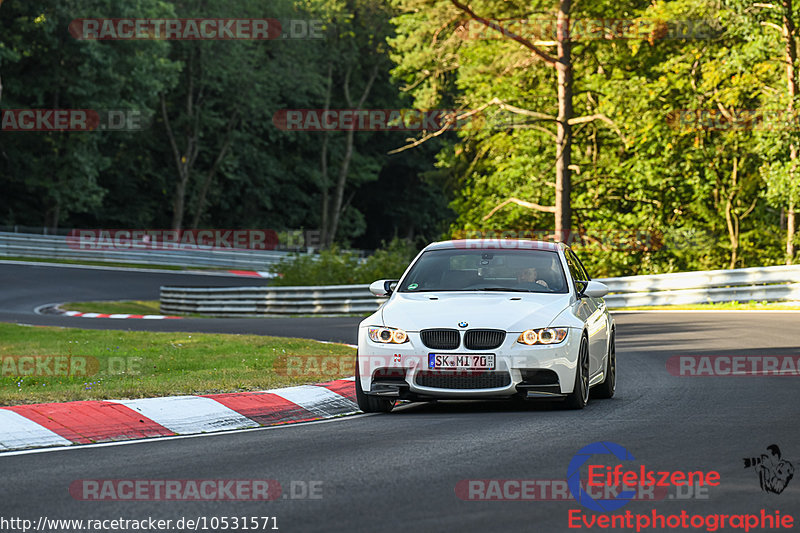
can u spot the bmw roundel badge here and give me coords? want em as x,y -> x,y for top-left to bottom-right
458,321 -> 468,328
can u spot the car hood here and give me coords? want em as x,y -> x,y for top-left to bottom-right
379,292 -> 573,332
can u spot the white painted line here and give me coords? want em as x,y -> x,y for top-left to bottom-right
0,412 -> 373,458
266,385 -> 358,417
317,340 -> 358,349
108,396 -> 259,434
34,303 -> 181,320
0,409 -> 73,451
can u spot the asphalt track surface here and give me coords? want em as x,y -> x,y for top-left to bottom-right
0,262 -> 360,343
2,261 -> 800,532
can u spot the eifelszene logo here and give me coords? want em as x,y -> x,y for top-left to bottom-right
567,441 -> 721,512
743,445 -> 795,494
568,441 -> 637,511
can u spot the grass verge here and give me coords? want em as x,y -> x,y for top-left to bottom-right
0,323 -> 355,406
60,300 -> 163,315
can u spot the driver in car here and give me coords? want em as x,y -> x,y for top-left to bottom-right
517,267 -> 549,289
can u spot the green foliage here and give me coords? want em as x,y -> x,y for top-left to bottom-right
270,238 -> 417,285
3,0 -> 800,272
353,237 -> 417,281
0,0 -> 445,249
388,0 -> 799,274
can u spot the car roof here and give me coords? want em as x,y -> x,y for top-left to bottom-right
422,239 -> 565,252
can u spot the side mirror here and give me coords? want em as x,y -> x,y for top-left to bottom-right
581,280 -> 609,298
369,279 -> 398,297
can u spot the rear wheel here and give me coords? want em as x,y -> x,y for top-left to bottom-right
592,330 -> 616,399
355,356 -> 395,413
563,334 -> 590,410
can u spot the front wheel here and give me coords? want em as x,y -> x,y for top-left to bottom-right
563,334 -> 590,410
355,356 -> 395,413
592,330 -> 616,399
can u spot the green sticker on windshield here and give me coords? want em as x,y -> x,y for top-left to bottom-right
408,283 -> 419,290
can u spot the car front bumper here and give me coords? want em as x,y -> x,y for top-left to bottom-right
357,327 -> 582,400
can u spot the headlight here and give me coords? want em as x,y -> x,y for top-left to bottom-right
517,327 -> 568,345
368,326 -> 409,344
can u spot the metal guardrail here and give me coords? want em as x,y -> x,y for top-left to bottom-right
160,285 -> 387,316
160,264 -> 800,316
601,265 -> 800,308
0,231 -> 293,270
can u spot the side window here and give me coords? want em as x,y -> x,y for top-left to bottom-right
564,250 -> 588,292
570,250 -> 591,281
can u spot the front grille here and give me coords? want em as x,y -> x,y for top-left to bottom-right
415,371 -> 511,389
464,329 -> 505,350
420,329 -> 460,350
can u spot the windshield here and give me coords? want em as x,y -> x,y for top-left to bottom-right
398,249 -> 568,293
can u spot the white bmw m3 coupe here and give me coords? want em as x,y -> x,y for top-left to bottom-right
355,239 -> 615,413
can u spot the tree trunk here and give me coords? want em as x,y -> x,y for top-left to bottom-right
172,175 -> 188,231
725,157 -> 740,269
190,111 -> 239,229
320,64 -> 333,247
327,128 -> 356,246
161,56 -> 200,232
783,0 -> 797,263
788,202 -> 796,263
323,65 -> 378,248
554,0 -> 573,241
320,134 -> 331,245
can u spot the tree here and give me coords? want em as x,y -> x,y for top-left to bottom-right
315,0 -> 396,248
389,0 -> 630,241
0,0 -> 178,230
752,0 -> 800,263
159,0 -> 278,231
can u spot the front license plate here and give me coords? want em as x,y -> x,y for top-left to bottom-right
428,353 -> 495,370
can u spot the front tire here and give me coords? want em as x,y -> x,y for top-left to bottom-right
563,334 -> 590,410
355,356 -> 395,413
592,330 -> 616,399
